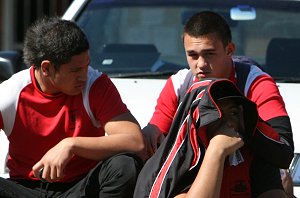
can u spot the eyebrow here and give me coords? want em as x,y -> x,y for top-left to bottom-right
186,48 -> 216,54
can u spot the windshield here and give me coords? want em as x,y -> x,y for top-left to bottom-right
76,0 -> 300,80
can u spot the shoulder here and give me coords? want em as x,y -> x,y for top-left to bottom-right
0,68 -> 32,134
170,68 -> 193,94
171,68 -> 191,83
233,58 -> 270,96
0,68 -> 32,106
248,74 -> 278,95
233,56 -> 266,78
85,66 -> 103,88
83,66 -> 120,102
245,65 -> 269,88
83,66 -> 115,91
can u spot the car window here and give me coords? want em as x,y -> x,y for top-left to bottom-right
75,0 -> 300,80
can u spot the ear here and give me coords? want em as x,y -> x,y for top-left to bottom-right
40,60 -> 52,76
226,42 -> 236,56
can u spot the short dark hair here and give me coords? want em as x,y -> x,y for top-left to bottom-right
23,16 -> 89,70
183,11 -> 232,47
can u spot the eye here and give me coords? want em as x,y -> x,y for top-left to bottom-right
230,110 -> 238,116
204,52 -> 215,56
226,107 -> 241,119
71,67 -> 85,73
188,53 -> 198,60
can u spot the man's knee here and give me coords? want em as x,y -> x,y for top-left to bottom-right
96,154 -> 142,197
106,154 -> 141,182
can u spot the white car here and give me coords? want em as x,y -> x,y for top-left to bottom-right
1,0 -> 300,196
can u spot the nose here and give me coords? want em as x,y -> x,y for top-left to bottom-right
227,120 -> 240,132
196,56 -> 207,69
226,121 -> 233,128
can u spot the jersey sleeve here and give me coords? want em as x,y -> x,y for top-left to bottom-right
149,78 -> 178,134
247,75 -> 288,120
248,75 -> 294,168
89,74 -> 129,126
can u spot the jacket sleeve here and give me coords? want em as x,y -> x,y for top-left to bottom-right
246,74 -> 294,168
251,116 -> 294,168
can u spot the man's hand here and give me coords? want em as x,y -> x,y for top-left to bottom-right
208,120 -> 244,157
141,124 -> 165,161
209,132 -> 244,157
32,138 -> 74,182
281,169 -> 294,198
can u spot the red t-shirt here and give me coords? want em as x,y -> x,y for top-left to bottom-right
0,66 -> 128,182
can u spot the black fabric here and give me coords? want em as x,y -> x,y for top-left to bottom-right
134,80 -> 210,198
203,80 -> 258,144
0,178 -> 77,197
250,155 -> 283,197
252,117 -> 294,168
0,153 -> 142,198
0,177 -> 41,198
267,116 -> 294,151
134,79 -> 258,198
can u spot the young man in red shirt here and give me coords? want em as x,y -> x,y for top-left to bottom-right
140,11 -> 294,197
0,17 -> 144,197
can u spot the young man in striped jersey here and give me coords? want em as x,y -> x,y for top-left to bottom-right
141,11 -> 294,197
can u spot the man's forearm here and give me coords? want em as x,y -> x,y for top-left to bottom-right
66,133 -> 144,161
